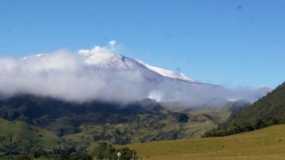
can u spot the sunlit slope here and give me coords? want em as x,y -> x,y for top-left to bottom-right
128,125 -> 285,160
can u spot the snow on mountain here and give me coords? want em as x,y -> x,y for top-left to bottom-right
78,46 -> 193,82
79,47 -> 123,67
138,61 -> 193,82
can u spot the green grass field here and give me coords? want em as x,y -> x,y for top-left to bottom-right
128,125 -> 285,160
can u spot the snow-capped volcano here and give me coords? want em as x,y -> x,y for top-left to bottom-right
0,42 -> 269,107
78,46 -> 193,82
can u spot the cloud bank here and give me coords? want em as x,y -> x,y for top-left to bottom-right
0,42 -> 152,103
0,42 -> 270,106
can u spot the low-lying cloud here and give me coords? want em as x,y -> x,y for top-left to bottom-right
0,42 -> 152,103
0,42 -> 270,107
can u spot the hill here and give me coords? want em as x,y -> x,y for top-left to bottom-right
0,94 -> 224,145
205,82 -> 285,136
127,124 -> 285,160
0,118 -> 59,155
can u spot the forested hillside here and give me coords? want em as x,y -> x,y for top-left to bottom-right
206,82 -> 285,136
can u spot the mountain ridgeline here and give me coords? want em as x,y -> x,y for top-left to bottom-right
206,82 -> 285,137
0,94 -> 165,125
0,94 -> 192,144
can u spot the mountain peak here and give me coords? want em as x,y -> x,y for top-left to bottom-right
78,46 -> 193,82
79,46 -> 122,65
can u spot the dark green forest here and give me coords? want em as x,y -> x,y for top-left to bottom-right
206,82 -> 285,137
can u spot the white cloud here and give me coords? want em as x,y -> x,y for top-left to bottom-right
0,43 -> 150,103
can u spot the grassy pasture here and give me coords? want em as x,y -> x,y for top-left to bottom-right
128,125 -> 285,160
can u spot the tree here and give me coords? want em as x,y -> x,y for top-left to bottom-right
0,135 -> 22,160
90,142 -> 139,160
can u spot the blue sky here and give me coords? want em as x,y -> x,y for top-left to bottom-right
0,0 -> 284,88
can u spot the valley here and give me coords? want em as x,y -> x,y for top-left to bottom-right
0,1 -> 283,159
0,82 -> 284,160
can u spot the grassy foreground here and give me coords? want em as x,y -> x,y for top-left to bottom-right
128,125 -> 285,160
